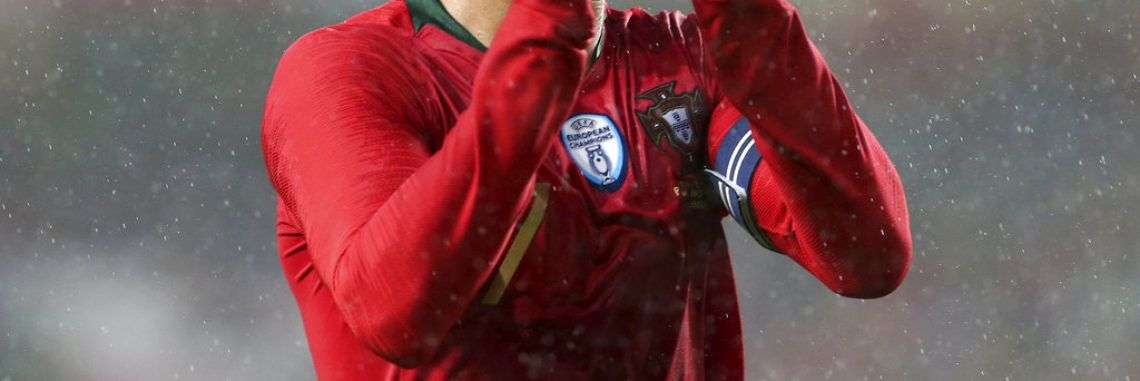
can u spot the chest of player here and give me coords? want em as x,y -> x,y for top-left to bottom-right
513,71 -> 722,314
422,39 -> 717,221
544,69 -> 713,217
420,34 -> 724,317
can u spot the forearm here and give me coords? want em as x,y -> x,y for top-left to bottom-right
695,0 -> 911,296
693,0 -> 863,175
339,11 -> 592,363
263,0 -> 595,366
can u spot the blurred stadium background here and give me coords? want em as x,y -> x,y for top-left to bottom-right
1,0 -> 1137,379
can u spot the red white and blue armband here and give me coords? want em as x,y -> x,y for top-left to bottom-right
705,116 -> 781,253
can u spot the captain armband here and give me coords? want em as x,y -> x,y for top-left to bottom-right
705,117 -> 781,253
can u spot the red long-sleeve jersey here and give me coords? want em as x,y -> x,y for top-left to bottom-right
261,0 -> 911,378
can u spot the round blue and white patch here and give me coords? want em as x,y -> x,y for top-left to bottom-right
559,113 -> 627,192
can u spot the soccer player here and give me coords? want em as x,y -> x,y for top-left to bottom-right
260,0 -> 912,378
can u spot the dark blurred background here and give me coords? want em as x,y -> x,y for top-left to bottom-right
2,0 -> 1137,379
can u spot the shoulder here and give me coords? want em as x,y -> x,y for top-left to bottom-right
274,2 -> 419,78
266,2 -> 431,122
263,3 -> 435,152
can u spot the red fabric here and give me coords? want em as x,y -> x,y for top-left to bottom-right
696,0 -> 911,297
261,0 -> 910,379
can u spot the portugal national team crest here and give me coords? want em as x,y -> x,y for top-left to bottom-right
560,114 -> 627,192
636,81 -> 708,157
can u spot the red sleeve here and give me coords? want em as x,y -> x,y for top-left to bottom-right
693,0 -> 912,298
260,0 -> 595,366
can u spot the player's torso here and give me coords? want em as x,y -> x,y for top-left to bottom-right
406,7 -> 728,366
275,4 -> 738,378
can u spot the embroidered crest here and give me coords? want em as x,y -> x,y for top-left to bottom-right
560,114 -> 627,192
636,81 -> 708,156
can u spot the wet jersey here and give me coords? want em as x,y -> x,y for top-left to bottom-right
261,0 -> 912,379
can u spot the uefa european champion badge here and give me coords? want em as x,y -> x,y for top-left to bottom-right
560,113 -> 627,192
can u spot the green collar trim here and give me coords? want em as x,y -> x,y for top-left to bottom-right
406,0 -> 604,60
407,0 -> 487,51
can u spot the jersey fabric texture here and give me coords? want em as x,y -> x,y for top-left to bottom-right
260,0 -> 912,378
